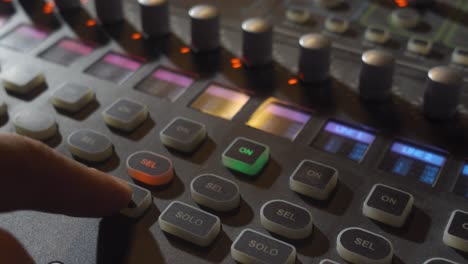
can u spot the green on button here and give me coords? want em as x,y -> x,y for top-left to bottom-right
222,137 -> 270,176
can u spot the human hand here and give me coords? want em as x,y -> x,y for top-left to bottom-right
0,133 -> 132,263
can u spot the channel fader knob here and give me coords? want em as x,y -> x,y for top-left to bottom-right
139,0 -> 170,38
423,66 -> 463,120
242,18 -> 273,67
189,5 -> 220,52
95,0 -> 124,24
298,33 -> 331,83
359,49 -> 396,101
55,0 -> 81,11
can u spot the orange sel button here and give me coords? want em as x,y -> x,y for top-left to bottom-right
126,151 -> 174,186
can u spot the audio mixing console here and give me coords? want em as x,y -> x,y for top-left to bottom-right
0,0 -> 468,263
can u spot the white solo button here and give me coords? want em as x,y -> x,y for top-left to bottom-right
158,201 -> 221,247
363,184 -> 414,228
51,83 -> 95,113
364,26 -> 390,45
260,200 -> 313,240
443,210 -> 468,253
2,65 -> 45,94
325,17 -> 350,34
13,110 -> 57,140
452,48 -> 468,67
102,98 -> 148,132
407,38 -> 433,56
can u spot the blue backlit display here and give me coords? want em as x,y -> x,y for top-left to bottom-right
324,121 -> 376,144
454,164 -> 468,198
390,142 -> 446,167
464,165 -> 468,176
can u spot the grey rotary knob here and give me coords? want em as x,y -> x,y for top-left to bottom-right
189,4 -> 220,52
423,66 -> 463,119
139,0 -> 170,38
298,33 -> 331,83
242,18 -> 273,67
55,0 -> 81,11
95,0 -> 124,24
359,49 -> 395,101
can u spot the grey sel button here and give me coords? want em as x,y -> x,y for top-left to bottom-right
190,174 -> 240,212
67,129 -> 113,162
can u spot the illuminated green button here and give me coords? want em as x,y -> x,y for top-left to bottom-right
222,137 -> 270,176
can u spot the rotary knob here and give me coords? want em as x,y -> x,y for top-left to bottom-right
189,4 -> 220,52
298,33 -> 331,83
359,49 -> 396,101
55,0 -> 81,11
241,18 -> 273,67
423,66 -> 463,119
95,0 -> 124,24
139,0 -> 170,38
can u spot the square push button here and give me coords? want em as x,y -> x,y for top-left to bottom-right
51,83 -> 95,113
2,65 -> 45,95
289,160 -> 338,200
443,210 -> 468,253
103,98 -> 148,132
160,117 -> 207,153
126,151 -> 174,186
67,129 -> 113,163
222,137 -> 270,176
120,182 -> 152,218
363,184 -> 414,228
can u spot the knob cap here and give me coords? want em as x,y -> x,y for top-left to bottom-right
189,4 -> 220,52
423,66 -> 463,119
95,0 -> 124,24
242,18 -> 273,67
359,49 -> 395,100
298,33 -> 331,83
139,0 -> 169,38
55,0 -> 81,11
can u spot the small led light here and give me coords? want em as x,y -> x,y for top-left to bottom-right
394,0 -> 409,7
288,78 -> 298,85
131,32 -> 142,40
86,19 -> 97,27
43,1 -> 55,14
231,58 -> 243,69
180,47 -> 191,54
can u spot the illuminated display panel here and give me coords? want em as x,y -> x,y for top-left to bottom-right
191,83 -> 250,120
0,24 -> 51,52
136,67 -> 195,102
313,120 -> 376,162
379,141 -> 447,186
246,99 -> 311,141
40,38 -> 95,66
454,164 -> 468,198
85,52 -> 143,84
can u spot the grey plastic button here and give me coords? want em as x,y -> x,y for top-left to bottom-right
452,48 -> 468,66
138,0 -> 170,38
285,8 -> 310,24
364,27 -> 390,45
51,83 -> 95,112
13,110 -> 57,140
120,182 -> 152,218
231,229 -> 296,264
260,200 -> 313,240
407,38 -> 432,56
160,117 -> 207,153
443,210 -> 468,253
289,160 -> 338,200
390,8 -> 421,29
67,129 -> 113,162
363,184 -> 414,227
159,201 -> 221,247
3,65 -> 45,94
423,258 -> 460,264
190,174 -> 240,212
189,4 -> 220,52
103,98 -> 148,132
337,227 -> 393,264
325,17 -> 349,34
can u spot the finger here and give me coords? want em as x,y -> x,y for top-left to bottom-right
0,133 -> 132,217
0,229 -> 34,264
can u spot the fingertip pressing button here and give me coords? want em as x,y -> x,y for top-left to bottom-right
51,83 -> 95,112
103,98 -> 148,132
289,160 -> 338,200
126,151 -> 174,186
67,129 -> 113,162
120,182 -> 153,218
13,110 -> 57,140
190,174 -> 240,212
2,65 -> 45,94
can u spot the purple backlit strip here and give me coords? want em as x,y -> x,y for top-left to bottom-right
205,85 -> 249,102
103,53 -> 141,71
324,121 -> 376,144
17,25 -> 48,40
265,103 -> 311,124
391,142 -> 446,167
58,39 -> 93,55
152,68 -> 194,88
